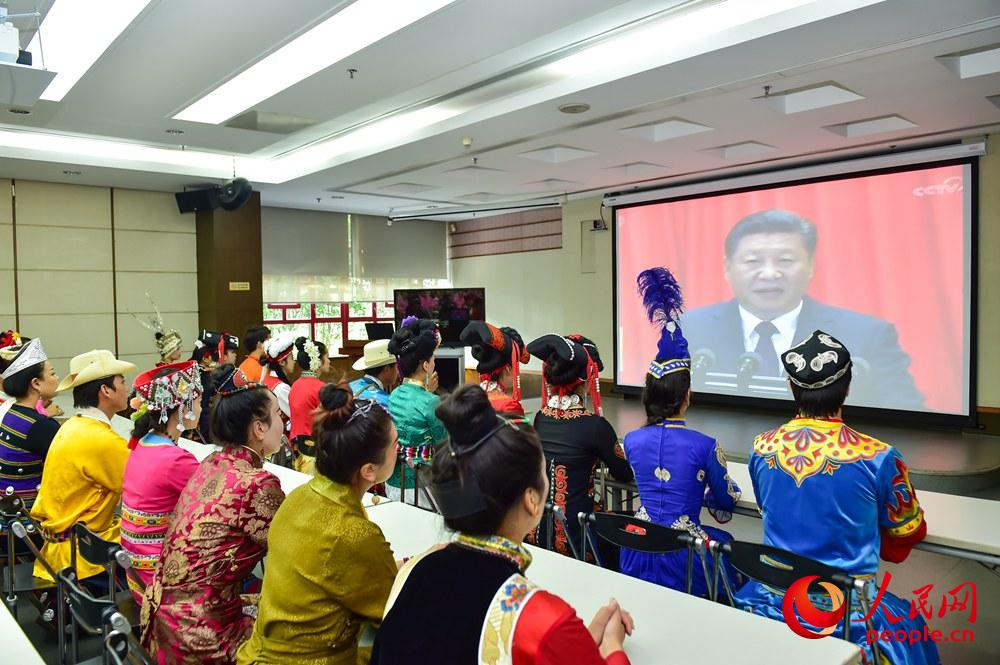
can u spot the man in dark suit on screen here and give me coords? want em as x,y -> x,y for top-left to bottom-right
679,209 -> 924,409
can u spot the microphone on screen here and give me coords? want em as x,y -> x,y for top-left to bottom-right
691,348 -> 715,387
735,352 -> 762,392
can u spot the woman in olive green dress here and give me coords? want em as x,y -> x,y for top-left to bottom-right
237,384 -> 400,665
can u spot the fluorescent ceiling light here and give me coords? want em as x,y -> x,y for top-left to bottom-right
620,118 -> 712,142
175,0 -> 458,124
28,0 -> 153,102
0,126 -> 272,180
938,44 -> 1000,79
546,0 -> 822,78
826,115 -> 916,138
762,83 -> 864,114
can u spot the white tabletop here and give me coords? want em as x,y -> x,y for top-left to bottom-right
366,502 -> 861,665
0,605 -> 46,665
720,462 -> 1000,557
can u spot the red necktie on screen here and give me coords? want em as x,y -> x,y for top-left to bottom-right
754,320 -> 780,377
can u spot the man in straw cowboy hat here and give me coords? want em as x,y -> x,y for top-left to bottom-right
31,349 -> 137,585
348,339 -> 398,410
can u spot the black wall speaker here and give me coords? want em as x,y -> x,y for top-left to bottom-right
175,188 -> 219,214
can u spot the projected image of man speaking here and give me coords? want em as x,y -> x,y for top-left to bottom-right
680,209 -> 924,409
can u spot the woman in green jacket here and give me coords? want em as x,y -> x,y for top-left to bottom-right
386,317 -> 445,502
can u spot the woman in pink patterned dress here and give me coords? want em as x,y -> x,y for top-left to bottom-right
121,361 -> 203,605
140,367 -> 286,665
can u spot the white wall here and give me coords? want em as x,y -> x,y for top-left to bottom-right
451,196 -> 615,376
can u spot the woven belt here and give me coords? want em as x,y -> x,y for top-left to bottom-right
40,527 -> 71,543
121,505 -> 170,527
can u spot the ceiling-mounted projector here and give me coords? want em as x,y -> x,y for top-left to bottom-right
175,177 -> 253,214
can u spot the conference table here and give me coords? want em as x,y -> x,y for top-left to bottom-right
366,500 -> 861,665
1,597 -> 46,665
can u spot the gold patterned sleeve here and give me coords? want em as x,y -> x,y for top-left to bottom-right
331,517 -> 398,622
242,471 -> 286,550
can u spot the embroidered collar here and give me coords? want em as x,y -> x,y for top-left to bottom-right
225,444 -> 265,468
402,377 -> 429,391
455,533 -> 532,573
658,419 -> 686,428
139,432 -> 177,447
299,371 -> 317,379
792,416 -> 844,424
77,407 -> 112,426
364,375 -> 385,391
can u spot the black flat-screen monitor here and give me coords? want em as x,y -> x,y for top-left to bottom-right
393,288 -> 486,347
365,322 -> 394,340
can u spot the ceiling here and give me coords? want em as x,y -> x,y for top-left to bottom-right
0,0 -> 997,218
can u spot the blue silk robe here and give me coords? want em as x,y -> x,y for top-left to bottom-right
619,420 -> 742,597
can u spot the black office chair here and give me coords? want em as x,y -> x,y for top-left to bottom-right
57,568 -> 154,665
1,487 -> 58,621
713,540 -> 881,662
578,512 -> 712,594
399,455 -> 435,510
532,504 -> 581,560
71,523 -> 132,600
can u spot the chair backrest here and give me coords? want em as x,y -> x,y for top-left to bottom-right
0,488 -> 25,521
72,522 -> 130,568
56,568 -> 123,633
588,512 -> 691,554
722,540 -> 848,591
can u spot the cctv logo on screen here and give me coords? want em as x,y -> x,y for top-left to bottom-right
912,176 -> 963,197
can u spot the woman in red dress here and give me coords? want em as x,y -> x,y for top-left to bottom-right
140,367 -> 286,664
460,321 -> 530,416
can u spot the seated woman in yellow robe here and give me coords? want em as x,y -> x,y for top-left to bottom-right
237,383 -> 400,665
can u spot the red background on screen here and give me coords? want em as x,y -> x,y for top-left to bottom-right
616,164 -> 967,413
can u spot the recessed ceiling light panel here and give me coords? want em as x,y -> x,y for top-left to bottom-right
762,83 -> 864,114
826,114 -> 916,138
519,145 -> 596,163
938,44 -> 1000,79
620,118 -> 711,142
712,141 -> 776,160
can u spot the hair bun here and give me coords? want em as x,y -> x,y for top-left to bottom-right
435,385 -> 497,449
316,383 -> 354,430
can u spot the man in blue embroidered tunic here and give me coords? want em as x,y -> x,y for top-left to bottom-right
735,330 -> 938,665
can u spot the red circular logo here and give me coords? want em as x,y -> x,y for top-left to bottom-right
781,576 -> 846,639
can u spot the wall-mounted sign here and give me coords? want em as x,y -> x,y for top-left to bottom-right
228,281 -> 251,291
